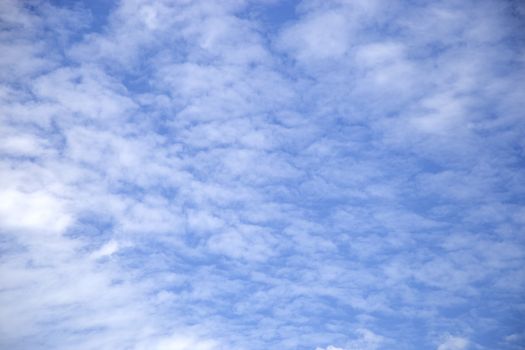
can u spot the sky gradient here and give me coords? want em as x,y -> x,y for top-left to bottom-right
1,0 -> 524,349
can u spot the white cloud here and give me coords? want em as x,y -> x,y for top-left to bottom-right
207,224 -> 277,261
278,10 -> 351,60
91,240 -> 120,259
315,329 -> 384,350
0,0 -> 524,349
146,334 -> 218,350
316,346 -> 345,350
0,188 -> 71,234
32,66 -> 136,121
0,132 -> 48,157
437,336 -> 469,350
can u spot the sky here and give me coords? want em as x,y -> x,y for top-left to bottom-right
0,0 -> 524,349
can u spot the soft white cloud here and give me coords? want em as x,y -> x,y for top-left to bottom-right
315,329 -> 384,350
207,224 -> 277,261
135,333 -> 219,350
316,346 -> 345,350
437,335 -> 469,350
278,10 -> 351,60
32,66 -> 136,121
0,0 -> 523,349
0,131 -> 49,157
91,240 -> 120,259
0,188 -> 71,234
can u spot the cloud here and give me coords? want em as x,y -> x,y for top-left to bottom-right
90,239 -> 120,259
0,188 -> 71,234
138,334 -> 218,350
315,328 -> 384,350
278,10 -> 351,60
0,0 -> 524,349
437,336 -> 469,350
316,346 -> 345,350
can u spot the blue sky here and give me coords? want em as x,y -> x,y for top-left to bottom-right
0,0 -> 524,349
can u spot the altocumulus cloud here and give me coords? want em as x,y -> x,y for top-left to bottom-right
1,0 -> 524,349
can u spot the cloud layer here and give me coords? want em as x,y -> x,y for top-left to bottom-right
1,0 -> 524,349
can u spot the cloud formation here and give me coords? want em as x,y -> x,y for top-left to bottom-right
0,0 -> 524,349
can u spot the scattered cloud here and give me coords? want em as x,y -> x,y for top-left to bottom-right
437,335 -> 469,350
0,0 -> 524,349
